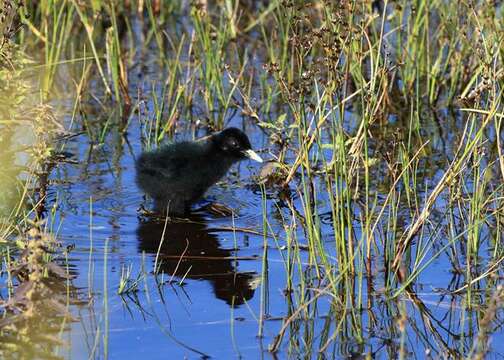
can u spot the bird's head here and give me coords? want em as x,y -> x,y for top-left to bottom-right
212,127 -> 263,163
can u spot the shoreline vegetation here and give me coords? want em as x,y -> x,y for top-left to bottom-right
0,0 -> 503,358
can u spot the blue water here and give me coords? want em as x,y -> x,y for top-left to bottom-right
1,9 -> 503,359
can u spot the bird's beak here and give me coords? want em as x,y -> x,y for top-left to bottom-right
243,149 -> 263,163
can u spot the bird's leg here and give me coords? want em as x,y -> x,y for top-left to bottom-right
137,203 -> 157,216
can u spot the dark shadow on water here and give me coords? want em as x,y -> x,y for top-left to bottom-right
136,214 -> 257,306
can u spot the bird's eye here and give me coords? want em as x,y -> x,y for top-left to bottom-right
229,139 -> 238,148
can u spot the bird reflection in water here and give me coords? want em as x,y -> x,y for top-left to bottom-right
136,215 -> 258,306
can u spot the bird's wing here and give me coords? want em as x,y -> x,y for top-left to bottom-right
136,142 -> 206,180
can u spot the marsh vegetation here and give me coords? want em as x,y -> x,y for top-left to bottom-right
0,0 -> 504,358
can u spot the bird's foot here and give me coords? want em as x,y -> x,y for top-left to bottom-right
137,204 -> 170,221
200,202 -> 235,217
137,203 -> 154,216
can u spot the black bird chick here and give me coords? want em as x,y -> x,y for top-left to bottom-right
135,127 -> 263,215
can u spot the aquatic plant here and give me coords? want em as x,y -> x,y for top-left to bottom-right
0,0 -> 504,357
